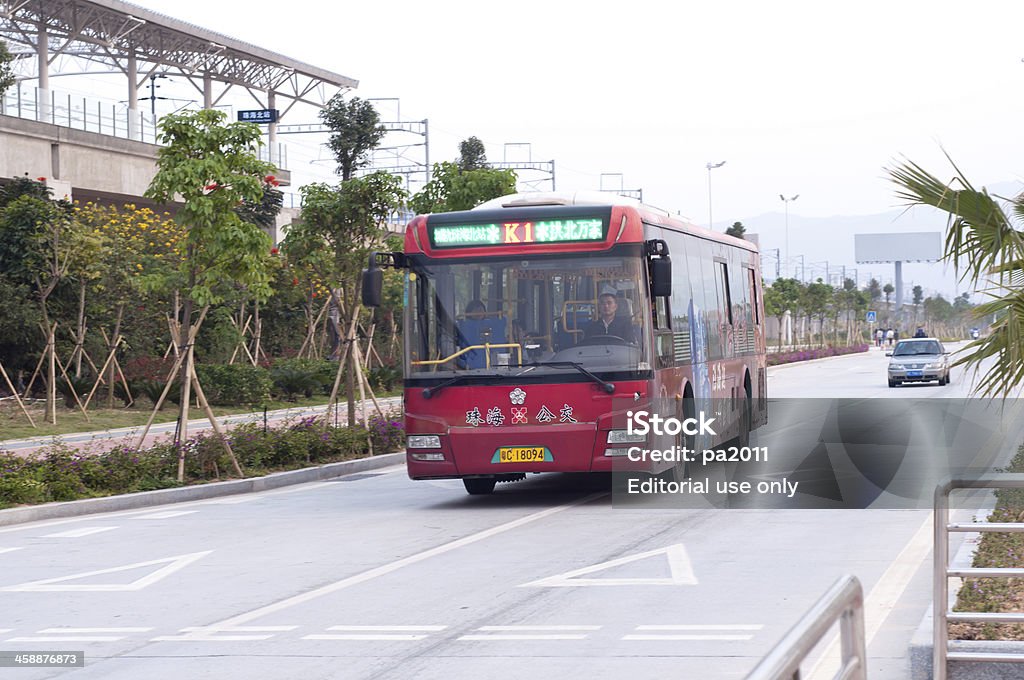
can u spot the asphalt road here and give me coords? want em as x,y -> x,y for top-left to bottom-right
0,344 -> 1015,680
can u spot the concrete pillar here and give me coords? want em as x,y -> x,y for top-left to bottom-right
203,74 -> 213,110
127,53 -> 140,140
36,25 -> 50,122
894,261 -> 904,318
267,90 -> 276,145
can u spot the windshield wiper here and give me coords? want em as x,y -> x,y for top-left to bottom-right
422,374 -> 502,399
532,361 -> 615,394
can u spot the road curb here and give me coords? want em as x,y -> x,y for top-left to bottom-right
0,451 -> 406,527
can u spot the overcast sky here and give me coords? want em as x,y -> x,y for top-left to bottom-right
120,0 -> 1024,223
22,0 -> 1022,297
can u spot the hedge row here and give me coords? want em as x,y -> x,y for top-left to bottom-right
0,413 -> 404,509
766,344 -> 870,366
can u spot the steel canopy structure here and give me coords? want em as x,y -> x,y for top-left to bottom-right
0,0 -> 357,141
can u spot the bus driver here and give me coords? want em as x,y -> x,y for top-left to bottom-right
583,290 -> 635,342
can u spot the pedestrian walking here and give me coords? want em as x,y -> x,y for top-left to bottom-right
886,328 -> 894,346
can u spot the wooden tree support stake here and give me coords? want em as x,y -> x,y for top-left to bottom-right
0,360 -> 36,427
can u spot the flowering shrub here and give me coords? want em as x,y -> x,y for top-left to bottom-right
766,344 -> 869,366
368,412 -> 404,453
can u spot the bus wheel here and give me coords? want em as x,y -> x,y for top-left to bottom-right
463,477 -> 497,495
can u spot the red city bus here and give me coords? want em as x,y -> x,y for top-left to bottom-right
362,192 -> 767,494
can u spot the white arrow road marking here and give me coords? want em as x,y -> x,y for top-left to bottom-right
0,550 -> 213,592
519,543 -> 697,587
43,526 -> 118,538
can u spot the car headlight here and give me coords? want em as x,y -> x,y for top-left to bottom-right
607,429 -> 646,444
925,362 -> 944,369
407,435 -> 442,449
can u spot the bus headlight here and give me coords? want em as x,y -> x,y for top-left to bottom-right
407,435 -> 442,449
607,430 -> 645,444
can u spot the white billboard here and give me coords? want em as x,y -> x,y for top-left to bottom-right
854,232 -> 942,263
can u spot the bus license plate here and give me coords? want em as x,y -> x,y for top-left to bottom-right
497,446 -> 547,463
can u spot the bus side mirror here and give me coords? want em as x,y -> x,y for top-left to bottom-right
362,254 -> 383,308
650,256 -> 672,298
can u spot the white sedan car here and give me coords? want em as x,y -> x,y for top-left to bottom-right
887,338 -> 950,387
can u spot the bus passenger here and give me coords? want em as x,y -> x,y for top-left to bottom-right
458,300 -> 503,368
583,291 -> 635,343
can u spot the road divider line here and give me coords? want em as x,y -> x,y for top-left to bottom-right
635,624 -> 763,631
129,511 -> 197,520
150,634 -> 274,641
326,625 -> 446,632
304,634 -> 429,641
7,636 -> 124,642
0,547 -> 22,555
478,625 -> 601,631
459,634 -> 589,641
187,492 -> 606,636
43,526 -> 118,538
179,626 -> 297,632
38,627 -> 153,633
623,634 -> 755,641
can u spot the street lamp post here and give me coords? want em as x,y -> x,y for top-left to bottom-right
707,161 -> 726,229
779,193 -> 799,277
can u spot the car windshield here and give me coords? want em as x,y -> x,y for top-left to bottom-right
893,341 -> 941,356
405,248 -> 652,379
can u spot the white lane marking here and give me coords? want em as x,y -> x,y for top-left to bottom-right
304,634 -> 429,641
179,626 -> 298,632
325,626 -> 446,632
623,634 -> 755,641
1,550 -> 213,592
7,636 -> 124,642
189,493 -> 605,636
459,634 -> 589,641
0,629 -> 11,633
520,543 -> 697,587
43,526 -> 118,538
0,547 -> 22,555
130,510 -> 197,520
635,624 -> 763,631
807,512 -> 934,680
478,626 -> 601,631
38,627 -> 153,633
151,634 -> 273,641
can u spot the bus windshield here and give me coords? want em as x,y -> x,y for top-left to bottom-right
405,248 -> 652,379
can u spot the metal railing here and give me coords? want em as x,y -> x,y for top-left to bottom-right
1,86 -> 288,170
934,475 -> 1024,680
746,575 -> 867,680
1,85 -> 158,143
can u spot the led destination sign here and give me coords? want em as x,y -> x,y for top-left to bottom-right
429,218 -> 606,248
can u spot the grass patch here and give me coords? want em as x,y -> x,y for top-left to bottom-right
950,444 -> 1024,641
0,392 -> 399,442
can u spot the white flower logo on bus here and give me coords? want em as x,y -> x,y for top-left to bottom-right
509,388 -> 527,404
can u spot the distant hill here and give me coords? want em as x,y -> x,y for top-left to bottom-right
738,180 -> 1023,300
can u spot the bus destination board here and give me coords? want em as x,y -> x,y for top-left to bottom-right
429,218 -> 606,248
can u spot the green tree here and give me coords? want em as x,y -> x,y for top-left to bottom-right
764,277 -> 801,349
912,284 -> 924,323
145,109 -> 276,478
410,161 -> 516,215
889,154 -> 1024,396
458,136 -> 489,171
725,221 -> 746,239
882,282 -> 894,309
319,96 -> 386,180
802,279 -> 833,347
0,40 -> 14,98
866,278 -> 882,304
283,173 -> 407,425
